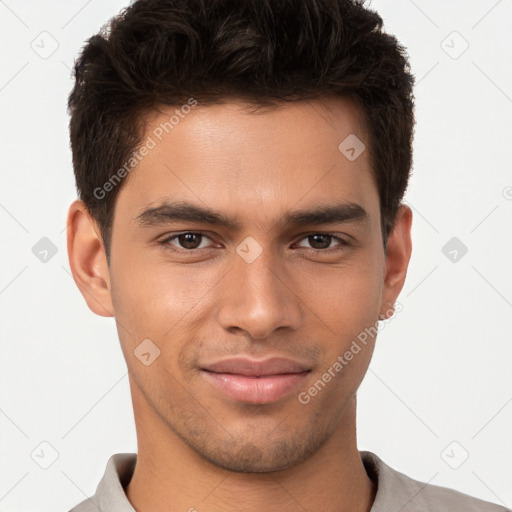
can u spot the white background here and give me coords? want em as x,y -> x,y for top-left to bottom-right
0,1 -> 511,510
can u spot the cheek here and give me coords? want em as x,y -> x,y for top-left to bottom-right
109,251 -> 221,339
110,235 -> 384,354
301,264 -> 382,406
296,254 -> 383,336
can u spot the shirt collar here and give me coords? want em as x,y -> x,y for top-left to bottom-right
83,450 -> 422,512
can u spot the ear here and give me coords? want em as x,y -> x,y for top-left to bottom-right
66,199 -> 114,317
379,204 -> 413,319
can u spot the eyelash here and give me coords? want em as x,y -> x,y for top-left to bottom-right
158,231 -> 351,254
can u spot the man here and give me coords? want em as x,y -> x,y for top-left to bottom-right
66,0 -> 507,510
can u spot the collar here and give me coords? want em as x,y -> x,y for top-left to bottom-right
73,450 -> 505,512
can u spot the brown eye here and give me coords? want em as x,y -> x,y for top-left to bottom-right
296,233 -> 348,251
175,233 -> 203,249
160,232 -> 213,252
307,234 -> 332,249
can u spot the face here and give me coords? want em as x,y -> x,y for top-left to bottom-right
68,98 -> 411,473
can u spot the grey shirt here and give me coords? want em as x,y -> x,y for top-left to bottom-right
69,451 -> 509,511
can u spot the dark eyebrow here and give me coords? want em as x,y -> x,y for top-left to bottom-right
282,202 -> 369,227
135,200 -> 369,229
135,201 -> 239,229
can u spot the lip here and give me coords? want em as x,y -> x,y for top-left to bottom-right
201,357 -> 311,404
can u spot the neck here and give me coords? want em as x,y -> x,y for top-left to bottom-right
126,391 -> 376,512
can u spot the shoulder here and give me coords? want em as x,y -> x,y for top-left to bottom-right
67,453 -> 137,512
68,499 -> 100,512
360,450 -> 510,512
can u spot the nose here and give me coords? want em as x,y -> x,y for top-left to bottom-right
216,244 -> 303,339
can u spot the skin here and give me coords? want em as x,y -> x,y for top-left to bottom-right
67,97 -> 412,512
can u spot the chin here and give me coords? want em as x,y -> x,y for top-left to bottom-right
187,428 -> 326,474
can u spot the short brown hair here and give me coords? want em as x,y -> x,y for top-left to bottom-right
68,0 -> 415,261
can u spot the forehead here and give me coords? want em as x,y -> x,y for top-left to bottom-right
114,97 -> 379,228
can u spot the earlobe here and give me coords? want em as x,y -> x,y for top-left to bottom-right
379,204 -> 413,319
66,199 -> 114,317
